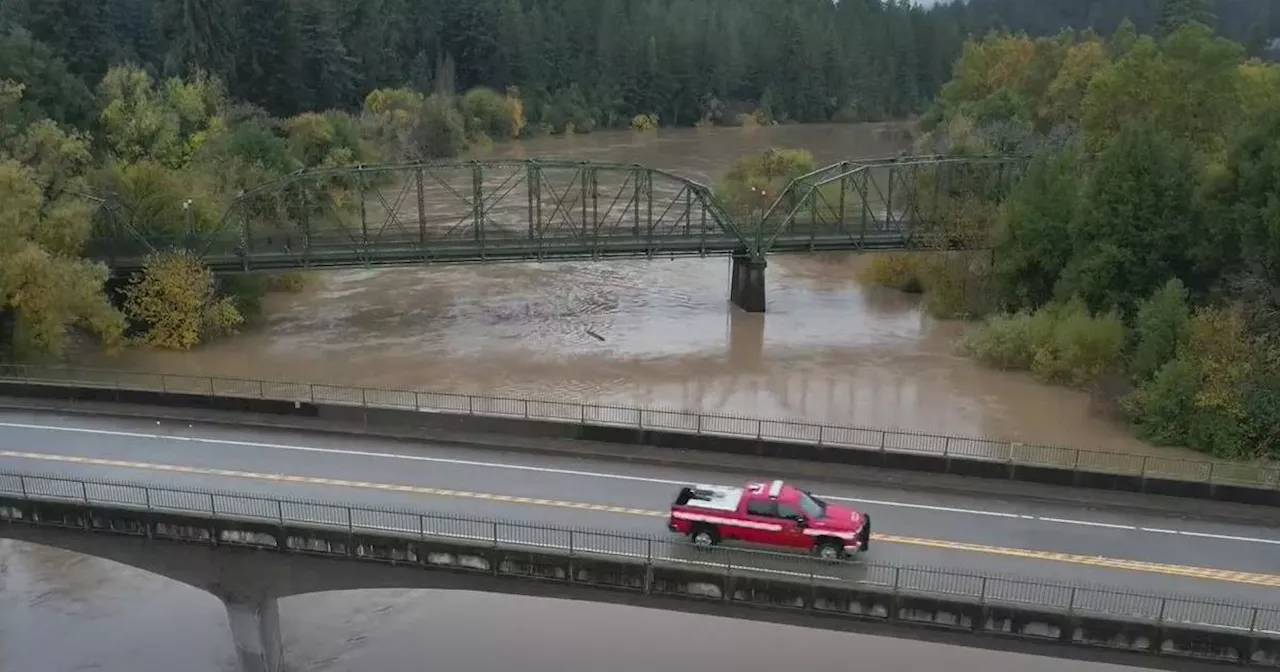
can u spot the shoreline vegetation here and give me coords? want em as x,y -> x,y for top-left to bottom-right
849,19 -> 1280,464
3,0 -> 1278,464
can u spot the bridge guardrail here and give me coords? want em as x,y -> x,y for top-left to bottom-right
0,365 -> 1276,491
0,467 -> 1275,635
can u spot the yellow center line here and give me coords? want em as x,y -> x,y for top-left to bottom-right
3,449 -> 1278,589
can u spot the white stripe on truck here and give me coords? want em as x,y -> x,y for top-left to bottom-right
672,511 -> 862,541
671,511 -> 783,531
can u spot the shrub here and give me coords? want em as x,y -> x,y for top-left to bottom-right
460,87 -> 519,141
413,94 -> 466,159
961,299 -> 1126,387
123,250 -> 243,350
1124,355 -> 1201,445
1029,300 -> 1126,386
919,252 -> 995,320
859,253 -> 925,293
630,113 -> 659,131
960,309 -> 1054,370
1129,278 -> 1191,381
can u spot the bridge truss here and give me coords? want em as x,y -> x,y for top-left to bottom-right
91,160 -> 747,275
86,155 -> 1029,277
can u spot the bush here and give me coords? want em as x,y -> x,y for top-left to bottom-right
960,309 -> 1055,370
919,252 -> 995,320
123,250 -> 243,350
412,94 -> 466,159
714,148 -> 815,220
459,87 -> 520,141
859,253 -> 926,293
1129,278 -> 1191,381
1124,355 -> 1201,445
1030,301 -> 1126,386
630,113 -> 659,131
961,299 -> 1126,387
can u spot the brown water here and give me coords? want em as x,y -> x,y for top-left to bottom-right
0,539 -> 1153,672
79,122 -> 1188,458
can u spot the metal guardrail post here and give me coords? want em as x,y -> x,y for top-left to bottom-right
943,436 -> 951,458
258,379 -> 265,399
1207,461 -> 1217,485
418,514 -> 425,539
1157,597 -> 1166,624
892,566 -> 901,592
209,493 -> 216,515
1067,587 -> 1077,617
755,419 -> 761,440
159,374 -> 168,393
492,521 -> 499,547
347,506 -> 353,533
568,530 -> 574,556
1141,455 -> 1150,480
979,576 -> 987,603
276,500 -> 284,524
1248,607 -> 1259,634
469,395 -> 475,415
18,475 -> 25,498
308,383 -> 316,403
144,486 -> 151,510
361,388 -> 367,407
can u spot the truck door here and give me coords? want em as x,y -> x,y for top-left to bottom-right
775,502 -> 810,549
744,497 -> 783,545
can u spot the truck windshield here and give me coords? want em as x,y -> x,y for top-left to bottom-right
797,491 -> 825,519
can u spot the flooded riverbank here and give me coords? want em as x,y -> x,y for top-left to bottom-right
74,122 -> 1198,460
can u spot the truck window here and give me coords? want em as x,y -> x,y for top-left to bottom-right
746,499 -> 778,517
777,503 -> 802,520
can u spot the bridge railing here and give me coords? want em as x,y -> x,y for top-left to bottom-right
0,366 -> 1275,491
0,468 -> 1275,635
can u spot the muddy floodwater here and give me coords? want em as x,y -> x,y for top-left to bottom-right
77,122 -> 1188,459
0,539 -> 1154,672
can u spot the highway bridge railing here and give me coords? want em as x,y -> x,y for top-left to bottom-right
0,366 -> 1274,509
1,467 -> 1277,639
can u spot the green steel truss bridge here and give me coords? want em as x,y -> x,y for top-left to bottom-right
86,155 -> 1026,312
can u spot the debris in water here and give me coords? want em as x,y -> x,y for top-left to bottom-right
586,329 -> 606,342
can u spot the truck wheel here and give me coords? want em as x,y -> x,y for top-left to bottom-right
690,525 -> 719,548
815,540 -> 843,561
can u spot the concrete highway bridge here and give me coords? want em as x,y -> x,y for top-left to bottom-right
84,155 -> 1026,312
0,404 -> 1278,671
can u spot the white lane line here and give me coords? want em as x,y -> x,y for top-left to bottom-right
1,419 -> 1278,547
1039,517 -> 1136,530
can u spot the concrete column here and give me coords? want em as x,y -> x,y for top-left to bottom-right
224,594 -> 283,672
729,254 -> 767,313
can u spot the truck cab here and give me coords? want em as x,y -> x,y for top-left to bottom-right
668,479 -> 870,560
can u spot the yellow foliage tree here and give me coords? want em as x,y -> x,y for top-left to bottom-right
1039,38 -> 1110,128
122,250 -> 243,350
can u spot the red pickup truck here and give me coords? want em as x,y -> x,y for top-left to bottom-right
668,479 -> 870,560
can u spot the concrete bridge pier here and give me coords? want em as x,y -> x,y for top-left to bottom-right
729,254 -> 767,313
222,592 -> 283,672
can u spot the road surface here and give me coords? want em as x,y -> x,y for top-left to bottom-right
0,409 -> 1278,608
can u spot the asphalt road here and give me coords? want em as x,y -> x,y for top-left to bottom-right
1,409 -> 1278,610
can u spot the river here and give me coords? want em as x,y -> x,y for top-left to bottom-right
0,538 -> 1153,672
77,122 -> 1187,459
5,123 -> 1202,671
